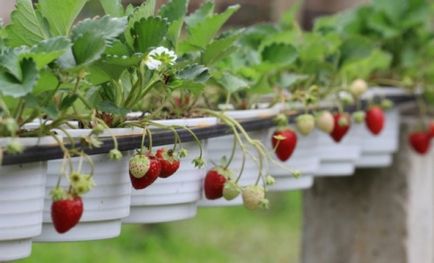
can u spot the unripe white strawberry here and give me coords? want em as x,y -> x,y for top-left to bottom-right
223,180 -> 241,201
129,154 -> 150,178
316,111 -> 335,133
296,114 -> 315,136
350,79 -> 368,98
353,111 -> 366,124
242,185 -> 268,210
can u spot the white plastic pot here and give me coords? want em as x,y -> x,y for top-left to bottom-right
35,129 -> 132,242
267,130 -> 319,192
124,117 -> 217,223
314,130 -> 362,177
0,137 -> 56,261
355,109 -> 400,168
199,108 -> 277,207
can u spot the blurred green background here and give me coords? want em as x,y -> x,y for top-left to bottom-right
21,191 -> 301,263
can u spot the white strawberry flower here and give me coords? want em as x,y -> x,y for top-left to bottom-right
144,46 -> 177,70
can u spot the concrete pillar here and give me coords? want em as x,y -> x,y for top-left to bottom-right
301,120 -> 434,263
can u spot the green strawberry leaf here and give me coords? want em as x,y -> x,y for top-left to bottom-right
202,29 -> 243,65
72,33 -> 106,67
6,0 -> 49,47
99,0 -> 124,17
71,16 -> 127,43
177,64 -> 209,83
261,43 -> 297,65
160,0 -> 188,49
125,0 -> 156,48
216,72 -> 249,94
159,0 -> 188,22
0,59 -> 39,98
132,17 -> 168,53
33,69 -> 58,94
20,37 -> 71,69
185,1 -> 214,27
0,50 -> 23,81
180,5 -> 239,52
38,0 -> 88,36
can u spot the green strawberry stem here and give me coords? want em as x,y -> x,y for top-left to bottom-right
94,117 -> 120,154
171,125 -> 204,165
235,151 -> 246,183
147,121 -> 182,152
416,94 -> 428,130
224,137 -> 237,169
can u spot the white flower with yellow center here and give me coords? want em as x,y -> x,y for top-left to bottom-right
144,47 -> 177,70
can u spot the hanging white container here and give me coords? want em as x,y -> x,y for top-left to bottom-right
314,130 -> 362,177
124,117 -> 217,223
199,108 -> 277,207
355,109 -> 400,168
35,129 -> 134,242
0,137 -> 56,261
268,130 -> 319,192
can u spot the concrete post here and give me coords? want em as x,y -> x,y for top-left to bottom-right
301,121 -> 434,263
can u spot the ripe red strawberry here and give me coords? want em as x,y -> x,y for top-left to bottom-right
271,128 -> 297,161
129,154 -> 161,189
51,196 -> 83,234
409,132 -> 431,155
156,148 -> 180,178
330,113 -> 351,143
365,106 -> 385,135
204,167 -> 231,200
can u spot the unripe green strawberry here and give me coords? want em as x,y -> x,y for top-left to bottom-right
316,111 -> 335,133
7,139 -> 23,154
92,124 -> 105,135
3,117 -> 18,134
381,99 -> 393,110
340,91 -> 354,105
223,180 -> 241,201
292,170 -> 302,178
242,185 -> 268,210
129,154 -> 150,178
350,79 -> 368,98
296,114 -> 315,135
70,173 -> 94,195
109,149 -> 123,160
353,111 -> 366,124
265,175 -> 275,186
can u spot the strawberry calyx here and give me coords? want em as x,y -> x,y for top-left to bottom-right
273,113 -> 289,128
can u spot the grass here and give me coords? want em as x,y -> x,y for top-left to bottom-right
21,191 -> 301,263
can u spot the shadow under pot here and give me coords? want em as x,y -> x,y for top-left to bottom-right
0,137 -> 56,261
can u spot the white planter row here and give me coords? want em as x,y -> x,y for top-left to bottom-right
0,108 -> 401,261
